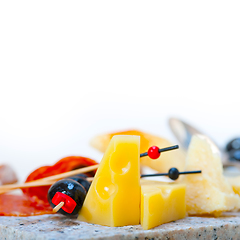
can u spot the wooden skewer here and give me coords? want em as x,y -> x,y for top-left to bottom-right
0,180 -> 55,189
53,201 -> 64,213
0,181 -> 55,194
32,164 -> 99,183
0,165 -> 98,194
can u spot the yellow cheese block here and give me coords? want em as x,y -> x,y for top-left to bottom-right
90,129 -> 186,172
78,135 -> 140,227
140,180 -> 186,230
181,134 -> 240,216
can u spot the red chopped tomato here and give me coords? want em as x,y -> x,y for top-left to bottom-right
22,156 -> 98,202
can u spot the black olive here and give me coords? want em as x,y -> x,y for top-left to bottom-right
228,149 -> 240,162
74,173 -> 88,178
48,179 -> 86,217
226,138 -> 240,152
67,176 -> 91,192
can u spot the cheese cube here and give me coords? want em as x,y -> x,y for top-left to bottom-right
78,135 -> 140,227
140,180 -> 186,230
182,134 -> 240,215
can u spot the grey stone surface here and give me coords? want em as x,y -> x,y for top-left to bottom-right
1,213 -> 240,240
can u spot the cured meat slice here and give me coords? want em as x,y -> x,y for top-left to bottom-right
0,194 -> 53,216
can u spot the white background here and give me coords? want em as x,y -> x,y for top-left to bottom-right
0,1 -> 240,182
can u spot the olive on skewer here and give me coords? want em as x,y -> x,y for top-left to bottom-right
48,175 -> 91,217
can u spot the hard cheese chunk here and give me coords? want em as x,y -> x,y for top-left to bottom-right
90,129 -> 186,172
226,176 -> 240,196
140,180 -> 186,230
78,135 -> 140,227
182,134 -> 240,215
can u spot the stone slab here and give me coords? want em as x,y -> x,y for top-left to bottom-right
1,213 -> 240,240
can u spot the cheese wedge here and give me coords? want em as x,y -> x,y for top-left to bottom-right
90,129 -> 186,172
78,135 -> 140,227
140,180 -> 186,230
182,134 -> 240,215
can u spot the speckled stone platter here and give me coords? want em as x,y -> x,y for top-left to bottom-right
1,212 -> 240,240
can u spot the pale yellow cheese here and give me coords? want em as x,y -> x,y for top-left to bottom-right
90,129 -> 186,173
226,176 -> 240,196
181,134 -> 240,215
78,135 -> 140,227
140,180 -> 186,230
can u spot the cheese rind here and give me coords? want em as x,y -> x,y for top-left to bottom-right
182,134 -> 240,215
78,135 -> 140,227
140,181 -> 186,230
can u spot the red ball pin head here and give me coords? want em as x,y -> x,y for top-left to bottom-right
148,146 -> 161,159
